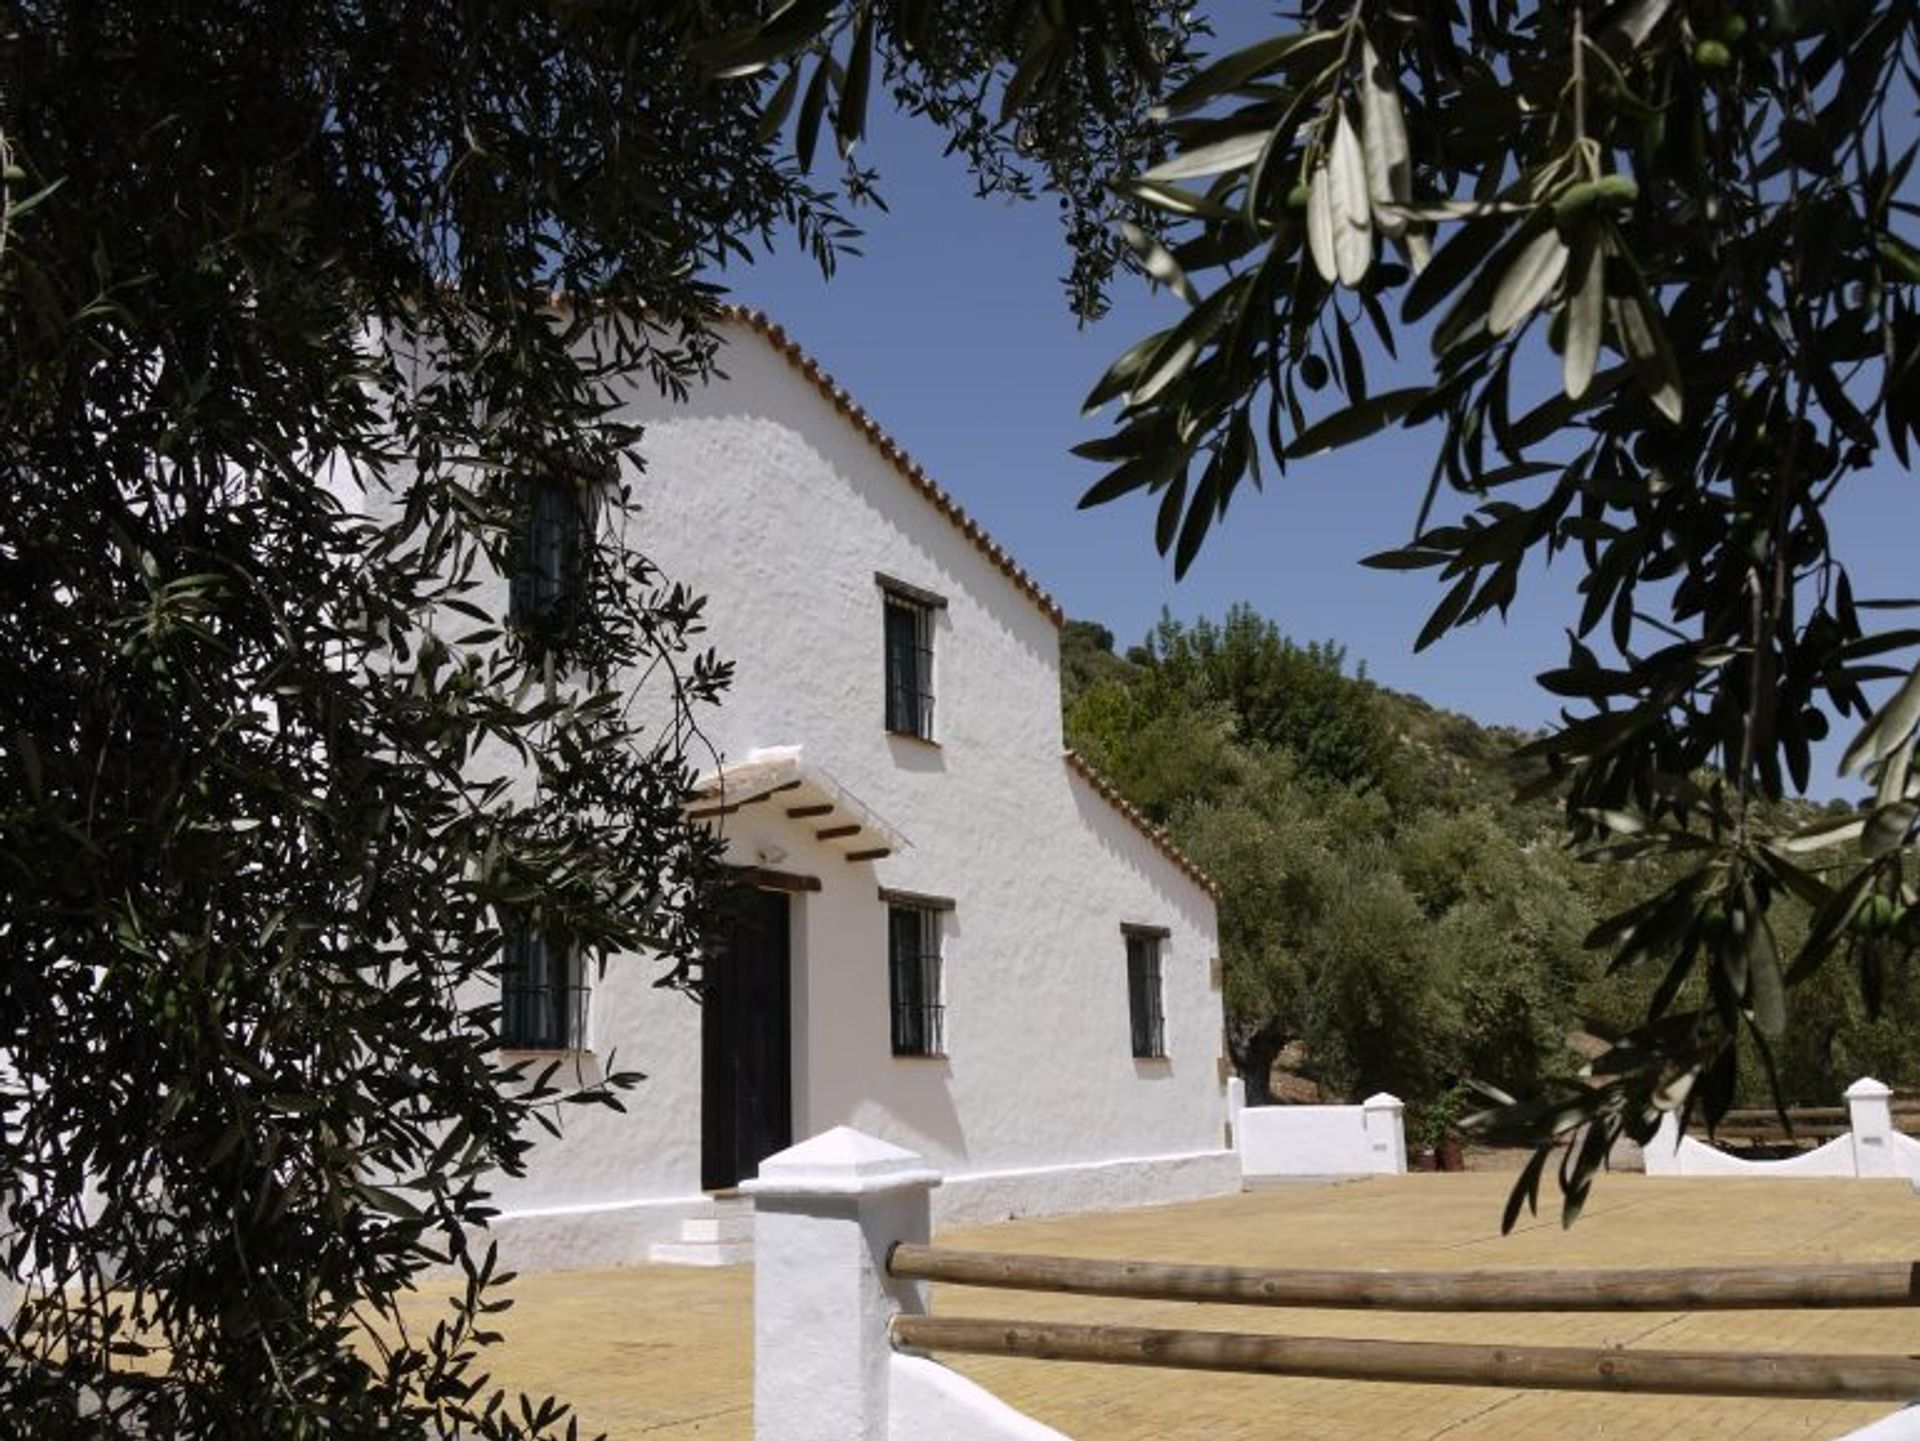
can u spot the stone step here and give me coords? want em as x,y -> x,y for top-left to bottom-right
647,1237 -> 753,1267
646,1202 -> 757,1267
680,1210 -> 754,1245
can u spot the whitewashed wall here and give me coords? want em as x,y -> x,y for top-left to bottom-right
1227,1078 -> 1406,1179
1642,1079 -> 1920,1183
462,318 -> 1234,1261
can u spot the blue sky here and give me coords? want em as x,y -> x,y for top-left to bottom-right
721,23 -> 1916,802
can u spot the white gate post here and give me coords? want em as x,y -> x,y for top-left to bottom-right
1361,1093 -> 1406,1174
1225,1075 -> 1246,1152
744,1126 -> 941,1441
1846,1077 -> 1896,1177
1642,1112 -> 1684,1175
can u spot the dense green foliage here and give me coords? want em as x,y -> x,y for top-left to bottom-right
1073,1 -> 1920,1221
1,3 -> 1191,1434
1065,609 -> 1920,1135
1065,610 -> 1594,1114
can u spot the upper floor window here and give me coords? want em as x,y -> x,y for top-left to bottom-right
500,922 -> 588,1050
878,574 -> 942,741
1125,926 -> 1167,1060
887,898 -> 946,1057
510,471 -> 596,643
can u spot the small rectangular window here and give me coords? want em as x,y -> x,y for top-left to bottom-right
888,903 -> 944,1056
1126,930 -> 1165,1059
883,593 -> 935,740
500,924 -> 588,1050
509,472 -> 594,641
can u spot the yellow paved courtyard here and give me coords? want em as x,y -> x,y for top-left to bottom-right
400,1173 -> 1920,1439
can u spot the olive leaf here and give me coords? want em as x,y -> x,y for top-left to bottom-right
1306,159 -> 1337,283
1489,225 -> 1569,336
1328,108 -> 1373,286
1142,129 -> 1271,183
1359,37 -> 1411,238
1562,231 -> 1606,400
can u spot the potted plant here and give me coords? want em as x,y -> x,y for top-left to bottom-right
1411,1082 -> 1470,1172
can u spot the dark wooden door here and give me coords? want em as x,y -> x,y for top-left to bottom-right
701,887 -> 793,1191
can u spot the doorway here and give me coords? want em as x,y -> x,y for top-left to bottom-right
701,886 -> 793,1191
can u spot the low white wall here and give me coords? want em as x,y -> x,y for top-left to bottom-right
1642,1079 -> 1920,1183
932,1149 -> 1241,1228
1838,1404 -> 1920,1440
889,1354 -> 1069,1440
1228,1078 -> 1405,1179
748,1127 -> 1073,1441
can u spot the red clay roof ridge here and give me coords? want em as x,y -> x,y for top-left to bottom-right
718,305 -> 1065,629
1062,749 -> 1220,898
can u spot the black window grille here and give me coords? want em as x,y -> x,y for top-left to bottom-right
883,594 -> 935,739
501,924 -> 588,1050
509,472 -> 594,642
888,904 -> 944,1056
1126,931 -> 1165,1059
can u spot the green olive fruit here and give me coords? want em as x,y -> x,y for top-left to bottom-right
1860,894 -> 1899,936
1286,182 -> 1311,212
1595,175 -> 1640,205
1697,904 -> 1731,942
1722,14 -> 1749,43
1695,39 -> 1733,70
1553,180 -> 1602,222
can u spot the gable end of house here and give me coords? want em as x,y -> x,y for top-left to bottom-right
719,306 -> 1065,630
1063,749 -> 1219,898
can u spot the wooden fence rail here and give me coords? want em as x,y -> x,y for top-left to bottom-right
889,1316 -> 1920,1401
888,1244 -> 1920,1312
1692,1100 -> 1920,1145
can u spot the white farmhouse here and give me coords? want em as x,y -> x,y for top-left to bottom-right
486,311 -> 1237,1268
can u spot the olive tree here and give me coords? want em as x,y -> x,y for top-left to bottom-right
0,2 -> 1190,1434
1072,0 -> 1920,1221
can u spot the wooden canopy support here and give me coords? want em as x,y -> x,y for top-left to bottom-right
886,1245 -> 1920,1313
845,848 -> 891,863
787,803 -> 835,819
688,779 -> 802,821
816,824 -> 861,841
725,866 -> 822,894
888,1316 -> 1920,1402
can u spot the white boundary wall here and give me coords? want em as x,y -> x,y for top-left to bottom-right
1642,1078 -> 1920,1181
746,1124 -> 1904,1441
746,1127 -> 1065,1441
1840,1405 -> 1920,1440
1227,1077 -> 1406,1179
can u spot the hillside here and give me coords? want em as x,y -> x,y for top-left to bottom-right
1059,610 -> 1920,1124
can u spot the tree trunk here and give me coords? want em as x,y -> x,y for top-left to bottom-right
1228,1019 -> 1288,1106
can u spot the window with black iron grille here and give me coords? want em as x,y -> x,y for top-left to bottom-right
888,903 -> 944,1056
509,471 -> 595,643
1126,930 -> 1165,1059
500,924 -> 588,1050
883,593 -> 935,739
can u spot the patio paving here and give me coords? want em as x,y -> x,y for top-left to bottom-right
400,1172 -> 1920,1439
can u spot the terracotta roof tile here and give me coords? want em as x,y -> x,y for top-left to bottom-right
1063,749 -> 1221,898
719,306 -> 1065,628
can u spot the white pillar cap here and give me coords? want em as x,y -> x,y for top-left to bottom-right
1846,1077 -> 1894,1100
1362,1092 -> 1404,1110
742,1125 -> 943,1198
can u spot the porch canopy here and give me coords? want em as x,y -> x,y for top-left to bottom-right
686,746 -> 909,863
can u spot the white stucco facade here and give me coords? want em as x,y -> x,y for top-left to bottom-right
475,314 -> 1235,1266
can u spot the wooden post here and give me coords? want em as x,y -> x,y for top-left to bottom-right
887,1244 -> 1920,1312
889,1316 -> 1920,1401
